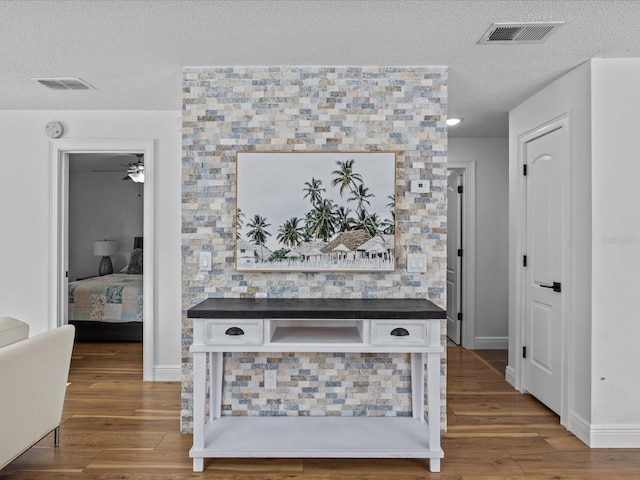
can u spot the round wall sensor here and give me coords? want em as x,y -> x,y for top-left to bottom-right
45,121 -> 64,138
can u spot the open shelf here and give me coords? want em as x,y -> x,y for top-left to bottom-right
191,416 -> 442,459
270,326 -> 362,344
267,319 -> 365,345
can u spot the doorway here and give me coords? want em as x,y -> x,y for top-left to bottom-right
446,161 -> 476,349
49,139 -> 155,381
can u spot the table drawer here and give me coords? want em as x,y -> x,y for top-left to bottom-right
203,319 -> 264,345
370,320 -> 430,346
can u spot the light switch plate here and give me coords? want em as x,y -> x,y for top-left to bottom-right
407,253 -> 427,273
199,251 -> 212,272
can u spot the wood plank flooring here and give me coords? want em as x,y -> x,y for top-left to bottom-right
2,343 -> 640,479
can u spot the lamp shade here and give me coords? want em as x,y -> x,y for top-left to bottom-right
94,240 -> 117,257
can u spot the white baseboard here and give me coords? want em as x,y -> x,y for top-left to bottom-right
589,423 -> 640,448
568,412 -> 640,447
505,365 -> 516,387
568,411 -> 591,446
153,365 -> 181,382
473,336 -> 508,349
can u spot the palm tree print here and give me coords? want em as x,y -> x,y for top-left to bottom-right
382,195 -> 395,234
236,153 -> 396,271
246,214 -> 271,260
335,206 -> 355,233
348,184 -> 375,217
354,210 -> 381,237
277,217 -> 304,248
331,159 -> 364,197
302,178 -> 325,206
307,198 -> 337,241
236,207 -> 245,239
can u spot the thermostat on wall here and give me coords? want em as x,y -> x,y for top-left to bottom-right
410,179 -> 431,193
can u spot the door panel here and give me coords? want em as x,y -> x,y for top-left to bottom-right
447,171 -> 463,344
531,300 -> 552,373
525,127 -> 563,415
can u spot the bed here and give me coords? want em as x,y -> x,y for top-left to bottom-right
68,271 -> 143,342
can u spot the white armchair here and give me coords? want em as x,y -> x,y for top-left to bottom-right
0,317 -> 75,469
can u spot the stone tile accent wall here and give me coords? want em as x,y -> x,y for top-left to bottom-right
222,352 -> 413,417
181,66 -> 447,432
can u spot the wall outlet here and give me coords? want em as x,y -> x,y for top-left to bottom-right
264,370 -> 277,389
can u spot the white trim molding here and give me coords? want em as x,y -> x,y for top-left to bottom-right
505,366 -> 516,388
588,424 -> 640,448
568,411 -> 591,446
154,365 -> 181,382
49,138 -> 156,381
569,413 -> 640,448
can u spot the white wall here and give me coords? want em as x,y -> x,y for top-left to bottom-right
510,58 -> 640,447
590,59 -> 640,436
0,110 -> 182,377
449,138 -> 509,348
69,166 -> 143,280
509,61 -> 593,434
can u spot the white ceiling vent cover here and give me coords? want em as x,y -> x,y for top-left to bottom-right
31,77 -> 94,90
478,22 -> 564,44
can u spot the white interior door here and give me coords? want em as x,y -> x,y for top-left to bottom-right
447,170 -> 463,345
524,127 -> 564,415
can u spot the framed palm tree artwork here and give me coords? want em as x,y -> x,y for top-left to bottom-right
235,151 -> 396,272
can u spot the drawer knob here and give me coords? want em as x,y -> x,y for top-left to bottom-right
225,327 -> 245,336
390,327 -> 410,337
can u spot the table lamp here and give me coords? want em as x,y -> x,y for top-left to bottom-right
94,240 -> 118,276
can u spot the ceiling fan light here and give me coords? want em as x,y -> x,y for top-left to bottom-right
129,172 -> 144,183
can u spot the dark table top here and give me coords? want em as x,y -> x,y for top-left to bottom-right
187,298 -> 446,320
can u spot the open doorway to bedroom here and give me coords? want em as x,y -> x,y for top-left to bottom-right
67,153 -> 144,343
50,139 -> 155,381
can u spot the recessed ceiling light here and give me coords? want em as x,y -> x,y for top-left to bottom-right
447,118 -> 463,126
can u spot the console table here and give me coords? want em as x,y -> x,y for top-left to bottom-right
188,298 -> 446,472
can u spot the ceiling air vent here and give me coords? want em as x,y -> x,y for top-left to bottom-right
478,22 -> 563,44
31,77 -> 94,90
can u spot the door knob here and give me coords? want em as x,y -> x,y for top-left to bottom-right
540,282 -> 561,293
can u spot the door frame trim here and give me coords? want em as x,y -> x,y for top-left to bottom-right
447,160 -> 476,349
49,138 -> 155,381
514,114 -> 573,425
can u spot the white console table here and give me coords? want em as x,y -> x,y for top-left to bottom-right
188,298 -> 445,472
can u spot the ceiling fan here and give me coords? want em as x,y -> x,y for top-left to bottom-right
123,154 -> 145,183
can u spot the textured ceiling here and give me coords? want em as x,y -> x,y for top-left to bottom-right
1,0 -> 639,137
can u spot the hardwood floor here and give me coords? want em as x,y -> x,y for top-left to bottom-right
2,343 -> 640,479
471,349 -> 508,375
